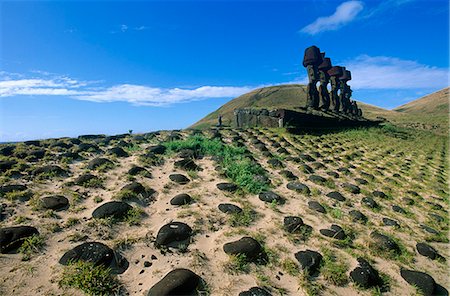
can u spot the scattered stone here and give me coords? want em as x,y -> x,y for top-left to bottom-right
73,173 -> 98,185
239,287 -> 272,296
92,201 -> 132,219
372,191 -> 388,199
355,178 -> 368,185
170,193 -> 192,206
308,175 -> 326,183
320,224 -> 346,240
267,158 -> 284,168
0,146 -> 15,156
259,191 -> 285,204
287,182 -> 310,195
349,210 -> 367,223
253,175 -> 271,185
107,147 -> 129,157
0,184 -> 27,195
280,170 -> 298,181
392,205 -> 406,214
350,257 -> 383,289
169,174 -> 190,185
33,165 -> 67,177
326,191 -> 345,202
59,241 -> 113,266
0,160 -> 17,173
155,222 -> 192,248
294,250 -> 322,274
147,268 -> 201,296
370,232 -> 400,254
299,153 -> 315,162
216,182 -> 238,192
429,214 -> 444,223
0,226 -> 39,253
218,203 -> 242,214
174,158 -> 201,171
402,197 -> 415,205
326,171 -> 339,178
299,164 -> 314,174
283,216 -> 304,233
420,224 -> 439,235
361,197 -> 379,209
128,166 -> 151,177
87,158 -> 113,170
382,217 -> 400,227
147,145 -> 166,155
41,195 -> 69,211
223,237 -> 266,262
416,242 -> 444,261
342,183 -> 360,194
400,269 -> 437,296
308,201 -> 326,213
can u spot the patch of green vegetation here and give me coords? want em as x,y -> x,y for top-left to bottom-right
94,196 -> 103,203
228,206 -> 258,227
124,143 -> 142,153
14,215 -> 31,224
320,248 -> 349,286
18,234 -> 45,261
164,135 -> 269,194
3,190 -> 32,202
299,272 -> 324,296
223,253 -> 250,274
65,217 -> 80,228
82,177 -> 104,188
59,260 -> 122,295
95,162 -> 115,173
281,258 -> 300,276
123,207 -> 146,226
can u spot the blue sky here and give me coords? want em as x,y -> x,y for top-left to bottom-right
1,0 -> 448,141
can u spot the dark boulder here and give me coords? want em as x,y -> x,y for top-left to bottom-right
308,201 -> 326,213
0,226 -> 39,253
128,166 -> 151,177
280,170 -> 298,181
218,203 -> 242,214
41,195 -> 69,211
299,164 -> 314,174
294,250 -> 322,274
372,191 -> 388,199
174,158 -> 201,171
223,237 -> 265,262
147,145 -> 166,155
350,258 -> 382,288
326,171 -> 339,178
147,268 -> 201,296
416,242 -> 444,261
87,158 -> 113,170
420,224 -> 439,235
299,153 -> 315,162
0,146 -> 15,156
400,269 -> 437,296
33,165 -> 67,177
326,191 -> 345,202
239,287 -> 272,296
0,160 -> 17,172
267,158 -> 284,168
283,216 -> 304,233
92,201 -> 132,219
169,174 -> 190,185
155,222 -> 192,248
259,191 -> 285,204
107,147 -> 129,157
370,232 -> 400,254
362,197 -> 379,209
402,197 -> 415,205
216,182 -> 238,192
320,224 -> 346,240
59,241 -> 127,273
342,183 -> 360,194
287,182 -> 310,195
77,143 -> 101,153
382,217 -> 400,227
392,205 -> 406,214
355,178 -> 368,185
349,210 -> 367,223
308,175 -> 326,183
74,173 -> 98,186
0,184 -> 27,195
170,193 -> 192,206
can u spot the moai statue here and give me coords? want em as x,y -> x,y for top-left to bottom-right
339,68 -> 352,113
350,100 -> 358,116
327,66 -> 343,112
318,53 -> 332,111
303,46 -> 323,109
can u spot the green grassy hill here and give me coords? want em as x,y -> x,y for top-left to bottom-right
190,84 -> 449,134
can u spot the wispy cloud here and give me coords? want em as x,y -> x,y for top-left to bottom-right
0,72 -> 254,106
344,55 -> 448,89
300,1 -> 364,35
110,24 -> 148,34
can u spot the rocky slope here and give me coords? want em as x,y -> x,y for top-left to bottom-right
0,126 -> 448,295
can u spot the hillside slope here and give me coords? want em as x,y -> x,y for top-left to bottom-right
190,84 -> 395,129
191,85 -> 449,134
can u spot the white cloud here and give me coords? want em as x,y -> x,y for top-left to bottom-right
0,72 -> 254,106
344,55 -> 449,89
300,1 -> 364,35
120,24 -> 128,32
74,84 -> 253,106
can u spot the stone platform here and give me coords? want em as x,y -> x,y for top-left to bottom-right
233,108 -> 381,129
